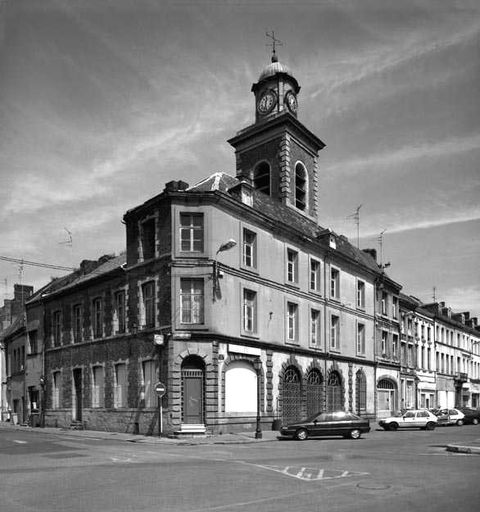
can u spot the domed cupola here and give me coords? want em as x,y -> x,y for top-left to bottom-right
251,53 -> 301,123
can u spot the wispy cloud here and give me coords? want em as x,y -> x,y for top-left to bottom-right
310,22 -> 480,100
325,133 -> 480,176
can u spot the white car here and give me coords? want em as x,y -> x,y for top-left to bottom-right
378,409 -> 438,431
435,408 -> 465,426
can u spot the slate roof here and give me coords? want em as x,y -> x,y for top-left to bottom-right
27,253 -> 127,302
0,314 -> 25,342
188,172 -> 384,277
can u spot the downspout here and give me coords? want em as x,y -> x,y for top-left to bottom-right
323,248 -> 330,412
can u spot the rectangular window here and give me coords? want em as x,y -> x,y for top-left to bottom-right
52,371 -> 61,409
92,366 -> 104,408
114,363 -> 127,408
141,218 -> 156,260
242,229 -> 257,268
357,280 -> 365,309
287,302 -> 298,342
381,292 -> 388,315
114,290 -> 126,334
142,282 -> 155,328
357,323 -> 365,354
92,298 -> 103,339
29,330 -> 38,354
287,249 -> 298,284
392,296 -> 398,319
427,348 -> 431,370
330,268 -> 340,299
330,315 -> 340,349
310,259 -> 321,292
392,333 -> 398,358
407,344 -> 414,367
180,278 -> 204,324
72,304 -> 82,343
52,310 -> 62,346
381,331 -> 388,355
310,309 -> 321,346
243,289 -> 257,334
142,360 -> 157,408
180,212 -> 204,252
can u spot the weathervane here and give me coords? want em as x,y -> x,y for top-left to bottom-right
266,30 -> 283,61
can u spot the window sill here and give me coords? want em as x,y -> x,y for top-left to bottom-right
240,332 -> 260,340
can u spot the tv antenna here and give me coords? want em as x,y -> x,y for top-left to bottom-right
347,204 -> 362,248
377,229 -> 390,269
58,227 -> 73,247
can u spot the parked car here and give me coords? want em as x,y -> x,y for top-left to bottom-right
378,409 -> 438,431
435,408 -> 465,426
279,411 -> 370,440
459,407 -> 480,425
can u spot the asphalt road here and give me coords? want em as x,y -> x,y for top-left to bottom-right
1,425 -> 479,512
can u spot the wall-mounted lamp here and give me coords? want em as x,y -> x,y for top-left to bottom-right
213,239 -> 237,300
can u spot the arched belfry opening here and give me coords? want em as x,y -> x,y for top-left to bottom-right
254,161 -> 271,195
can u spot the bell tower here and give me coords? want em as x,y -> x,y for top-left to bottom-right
228,41 -> 325,220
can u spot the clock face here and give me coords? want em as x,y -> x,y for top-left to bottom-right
285,91 -> 298,113
257,91 -> 276,114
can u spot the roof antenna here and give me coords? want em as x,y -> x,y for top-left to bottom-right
266,30 -> 283,62
347,204 -> 362,248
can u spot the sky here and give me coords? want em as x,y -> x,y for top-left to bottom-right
0,0 -> 479,317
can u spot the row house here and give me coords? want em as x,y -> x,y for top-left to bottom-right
374,271 -> 402,417
0,284 -> 33,421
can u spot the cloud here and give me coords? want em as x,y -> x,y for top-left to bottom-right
310,21 -> 480,100
324,133 -> 480,176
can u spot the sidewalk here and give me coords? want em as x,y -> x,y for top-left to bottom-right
0,422 -> 280,445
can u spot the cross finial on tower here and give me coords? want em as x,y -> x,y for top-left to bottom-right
266,30 -> 283,62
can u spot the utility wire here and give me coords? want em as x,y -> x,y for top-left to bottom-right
0,255 -> 75,272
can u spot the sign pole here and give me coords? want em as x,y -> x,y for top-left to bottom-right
158,396 -> 162,437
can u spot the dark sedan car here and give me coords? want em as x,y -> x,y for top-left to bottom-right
459,407 -> 480,425
280,411 -> 370,440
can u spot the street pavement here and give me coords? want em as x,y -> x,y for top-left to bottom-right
1,420 -> 479,452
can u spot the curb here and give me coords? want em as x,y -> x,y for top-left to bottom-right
446,444 -> 480,454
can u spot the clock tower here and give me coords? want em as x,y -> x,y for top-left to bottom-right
228,51 -> 325,220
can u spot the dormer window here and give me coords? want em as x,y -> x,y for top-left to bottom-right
254,162 -> 270,195
294,163 -> 307,210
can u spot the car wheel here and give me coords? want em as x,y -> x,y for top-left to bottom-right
456,419 -> 464,426
425,422 -> 436,431
472,418 -> 479,425
349,429 -> 361,439
389,422 -> 398,431
295,428 -> 308,441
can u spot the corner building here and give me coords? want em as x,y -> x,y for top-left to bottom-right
40,55 -> 391,435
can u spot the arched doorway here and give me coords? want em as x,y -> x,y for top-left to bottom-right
181,356 -> 205,425
282,366 -> 302,424
326,370 -> 343,412
377,378 -> 397,417
306,369 -> 323,417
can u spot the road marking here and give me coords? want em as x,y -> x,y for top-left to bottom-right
13,440 -> 27,444
239,461 -> 369,481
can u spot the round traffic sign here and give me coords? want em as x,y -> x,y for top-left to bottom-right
155,381 -> 166,397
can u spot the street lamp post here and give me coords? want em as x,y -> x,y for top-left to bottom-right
255,359 -> 263,439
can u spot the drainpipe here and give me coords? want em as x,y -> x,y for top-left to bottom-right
323,249 -> 330,412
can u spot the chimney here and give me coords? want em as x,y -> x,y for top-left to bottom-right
164,180 -> 189,193
228,179 -> 253,207
14,284 -> 33,301
362,248 -> 377,262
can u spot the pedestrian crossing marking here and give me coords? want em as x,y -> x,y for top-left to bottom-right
13,440 -> 27,444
